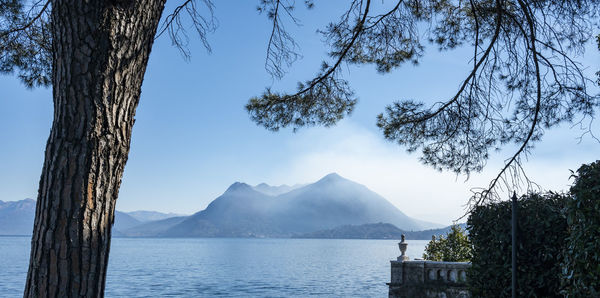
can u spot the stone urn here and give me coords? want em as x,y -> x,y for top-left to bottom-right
397,234 -> 409,261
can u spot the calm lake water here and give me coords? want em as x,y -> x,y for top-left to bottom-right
0,237 -> 427,297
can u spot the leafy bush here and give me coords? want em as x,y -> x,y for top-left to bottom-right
422,224 -> 471,262
468,193 -> 569,297
563,160 -> 600,297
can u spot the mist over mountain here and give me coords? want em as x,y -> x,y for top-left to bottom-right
252,183 -> 302,196
136,173 -> 441,237
265,173 -> 439,234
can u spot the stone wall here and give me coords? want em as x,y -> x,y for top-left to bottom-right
388,260 -> 471,297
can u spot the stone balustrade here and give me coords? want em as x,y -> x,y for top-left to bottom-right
388,235 -> 471,298
423,261 -> 469,284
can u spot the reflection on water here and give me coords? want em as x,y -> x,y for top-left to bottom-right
0,236 -> 428,297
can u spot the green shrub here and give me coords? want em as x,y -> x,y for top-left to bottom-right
423,225 -> 471,262
467,193 -> 569,297
422,224 -> 471,262
563,160 -> 600,297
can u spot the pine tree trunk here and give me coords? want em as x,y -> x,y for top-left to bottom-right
25,0 -> 166,296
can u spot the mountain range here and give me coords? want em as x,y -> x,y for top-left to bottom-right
1,173 -> 445,238
0,199 -> 182,236
0,198 -> 36,235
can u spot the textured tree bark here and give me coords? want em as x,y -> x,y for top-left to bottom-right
25,0 -> 166,297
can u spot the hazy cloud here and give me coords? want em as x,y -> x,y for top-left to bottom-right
263,120 -> 598,225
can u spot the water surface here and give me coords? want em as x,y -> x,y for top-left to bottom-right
0,236 -> 427,297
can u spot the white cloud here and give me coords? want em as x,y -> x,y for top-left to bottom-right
263,120 -> 599,225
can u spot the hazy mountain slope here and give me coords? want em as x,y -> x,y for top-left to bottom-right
0,199 -> 36,235
163,183 -> 285,237
113,211 -> 143,233
252,183 -> 301,196
270,173 -> 432,232
162,173 -> 441,237
119,216 -> 188,237
126,210 -> 185,222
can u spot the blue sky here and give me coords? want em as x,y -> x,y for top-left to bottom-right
1,2 -> 598,225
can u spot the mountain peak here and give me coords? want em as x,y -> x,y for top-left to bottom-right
317,172 -> 346,182
225,182 -> 253,193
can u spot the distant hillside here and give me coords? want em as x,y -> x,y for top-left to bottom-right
0,199 -> 36,235
295,222 -> 467,240
0,199 -> 181,236
133,173 -> 442,238
119,216 -> 187,237
113,211 -> 143,235
295,223 -> 404,239
126,210 -> 186,222
405,223 -> 468,240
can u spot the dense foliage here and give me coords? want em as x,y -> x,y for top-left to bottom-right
0,0 -> 51,87
562,161 -> 600,297
422,224 -> 471,262
467,193 -> 569,297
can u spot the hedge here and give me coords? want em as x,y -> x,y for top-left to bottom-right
467,193 -> 569,297
563,160 -> 600,297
